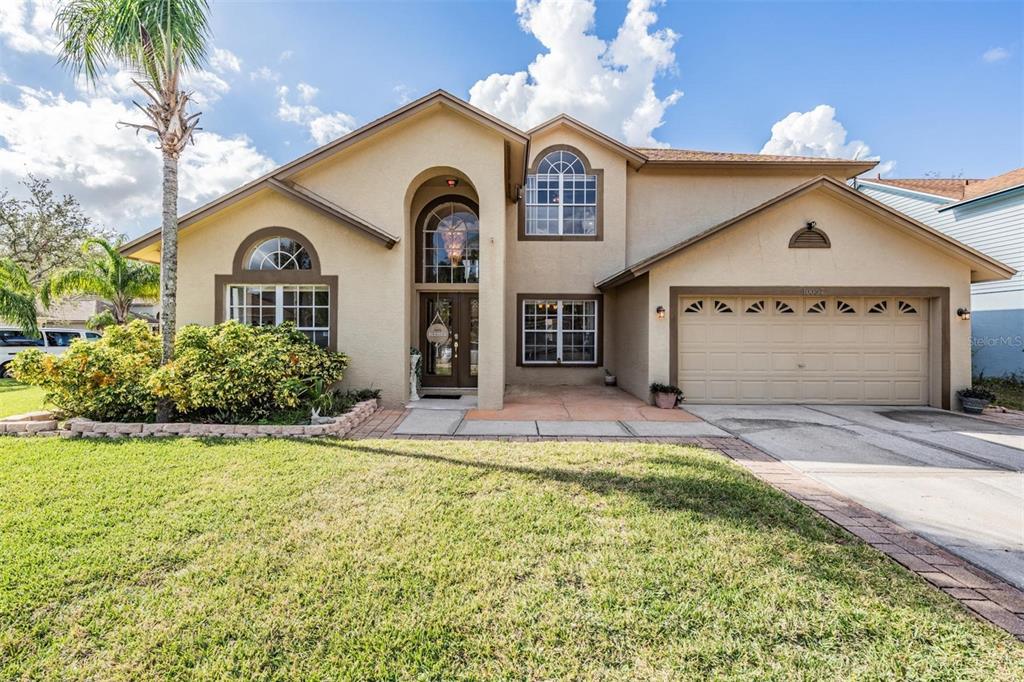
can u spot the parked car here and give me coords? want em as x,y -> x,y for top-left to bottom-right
0,327 -> 102,378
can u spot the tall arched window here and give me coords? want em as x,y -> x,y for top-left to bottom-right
524,148 -> 598,237
222,230 -> 333,348
418,198 -> 480,283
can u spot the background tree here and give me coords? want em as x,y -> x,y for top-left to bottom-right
44,238 -> 160,330
56,0 -> 212,421
0,259 -> 40,337
0,176 -> 116,285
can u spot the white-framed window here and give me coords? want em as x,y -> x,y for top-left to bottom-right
227,284 -> 330,347
521,298 -> 598,365
525,150 -> 597,236
246,237 -> 312,270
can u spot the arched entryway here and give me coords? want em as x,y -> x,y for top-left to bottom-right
408,174 -> 480,391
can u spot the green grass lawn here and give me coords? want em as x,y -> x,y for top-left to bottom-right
976,374 -> 1024,411
0,438 -> 1019,680
0,378 -> 48,418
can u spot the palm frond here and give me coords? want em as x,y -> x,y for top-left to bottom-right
0,259 -> 39,336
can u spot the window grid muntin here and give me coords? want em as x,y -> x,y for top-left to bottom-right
522,298 -> 598,365
227,284 -> 330,347
525,150 -> 597,236
421,201 -> 480,284
246,237 -> 312,271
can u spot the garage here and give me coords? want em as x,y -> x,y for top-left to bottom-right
676,294 -> 930,404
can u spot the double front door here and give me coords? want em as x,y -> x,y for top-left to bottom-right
419,292 -> 478,388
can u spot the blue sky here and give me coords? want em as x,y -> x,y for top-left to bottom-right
1,0 -> 1021,237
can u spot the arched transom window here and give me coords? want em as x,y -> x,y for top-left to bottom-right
246,237 -> 313,270
420,200 -> 480,283
525,149 -> 598,237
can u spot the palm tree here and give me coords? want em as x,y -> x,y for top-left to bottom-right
55,0 -> 211,420
44,238 -> 160,329
0,259 -> 39,337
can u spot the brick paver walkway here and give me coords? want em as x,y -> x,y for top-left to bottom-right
347,406 -> 1024,639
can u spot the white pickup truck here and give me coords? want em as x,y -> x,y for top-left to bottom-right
0,327 -> 102,378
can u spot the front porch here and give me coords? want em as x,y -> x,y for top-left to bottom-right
359,385 -> 728,439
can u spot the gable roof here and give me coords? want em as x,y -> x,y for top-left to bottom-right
528,114 -> 648,168
596,175 -> 1016,290
121,90 -> 528,258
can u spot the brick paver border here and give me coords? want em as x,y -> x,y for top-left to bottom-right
348,413 -> 1024,639
714,437 -> 1024,640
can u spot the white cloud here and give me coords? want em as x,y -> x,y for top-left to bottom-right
250,66 -> 281,83
0,0 -> 58,55
760,104 -> 893,175
468,0 -> 682,146
210,47 -> 242,73
0,86 -> 275,233
279,50 -> 294,62
276,85 -> 356,145
393,84 -> 414,105
296,82 -> 319,103
982,46 -> 1011,63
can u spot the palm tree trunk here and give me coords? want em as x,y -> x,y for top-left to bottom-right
155,151 -> 179,422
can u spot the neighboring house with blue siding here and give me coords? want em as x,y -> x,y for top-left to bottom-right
856,171 -> 1023,377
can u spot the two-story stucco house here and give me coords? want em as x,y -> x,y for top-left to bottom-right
856,171 -> 1024,377
121,91 -> 1015,410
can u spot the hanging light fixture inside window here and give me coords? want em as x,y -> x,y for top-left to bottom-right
439,204 -> 468,266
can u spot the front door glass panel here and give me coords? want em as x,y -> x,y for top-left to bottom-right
420,293 -> 478,388
424,297 -> 453,378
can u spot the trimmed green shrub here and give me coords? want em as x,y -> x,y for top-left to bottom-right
9,320 -> 160,421
149,321 -> 348,423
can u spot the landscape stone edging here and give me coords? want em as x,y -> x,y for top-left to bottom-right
0,400 -> 380,439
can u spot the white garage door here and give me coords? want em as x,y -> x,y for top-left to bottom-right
677,295 -> 929,404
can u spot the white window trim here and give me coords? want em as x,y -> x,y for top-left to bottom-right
226,284 -> 330,345
521,298 -> 599,365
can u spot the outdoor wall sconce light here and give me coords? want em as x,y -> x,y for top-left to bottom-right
956,307 -> 971,321
446,178 -> 459,188
656,305 -> 666,320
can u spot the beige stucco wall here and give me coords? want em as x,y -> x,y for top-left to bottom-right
608,273 -> 649,400
642,187 -> 974,408
625,168 -> 851,264
172,105 -> 512,408
504,126 -> 627,385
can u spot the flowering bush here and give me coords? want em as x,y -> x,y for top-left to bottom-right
149,321 -> 348,423
10,320 -> 160,421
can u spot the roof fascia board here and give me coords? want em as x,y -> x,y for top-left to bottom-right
643,159 -> 877,179
266,179 -> 399,248
596,175 -> 1014,289
528,115 -> 647,168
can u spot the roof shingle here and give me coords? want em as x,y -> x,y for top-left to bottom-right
635,147 -> 866,164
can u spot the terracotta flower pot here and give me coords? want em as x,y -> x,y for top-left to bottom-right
654,392 -> 678,409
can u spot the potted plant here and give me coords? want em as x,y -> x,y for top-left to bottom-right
957,386 -> 997,414
650,382 -> 683,409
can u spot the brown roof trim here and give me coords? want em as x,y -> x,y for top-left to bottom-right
596,175 -> 1016,290
527,114 -> 648,168
641,158 -> 877,179
122,90 -> 526,258
266,179 -> 398,248
937,182 -> 1024,211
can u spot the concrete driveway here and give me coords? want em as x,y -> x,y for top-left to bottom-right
686,404 -> 1024,589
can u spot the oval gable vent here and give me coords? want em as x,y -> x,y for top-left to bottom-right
789,221 -> 830,249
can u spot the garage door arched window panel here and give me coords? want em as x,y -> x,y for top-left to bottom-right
898,300 -> 920,315
713,299 -> 735,314
744,300 -> 765,314
868,300 -> 889,315
774,300 -> 796,315
836,300 -> 857,315
806,299 -> 828,314
523,146 -> 601,239
519,295 -> 602,366
683,299 -> 704,314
